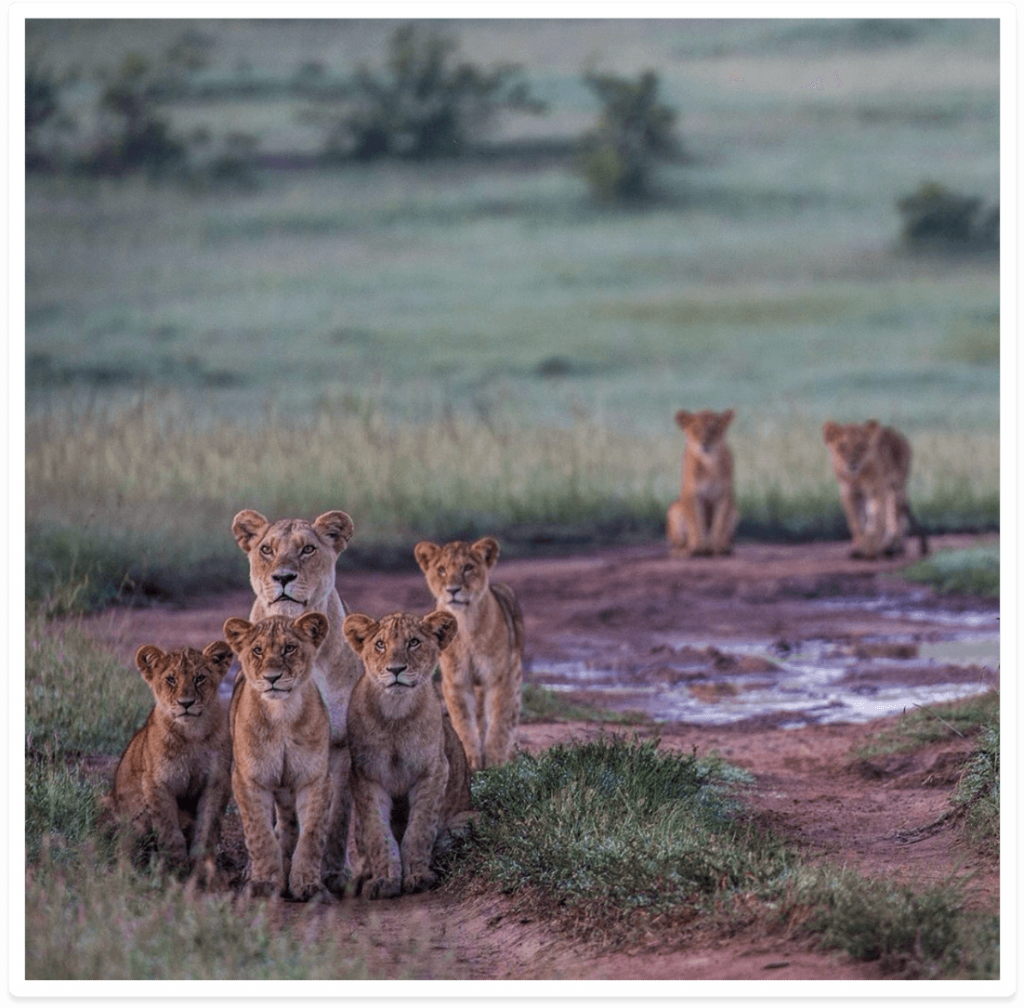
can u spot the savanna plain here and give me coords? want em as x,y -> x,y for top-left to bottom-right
23,17 -> 1001,984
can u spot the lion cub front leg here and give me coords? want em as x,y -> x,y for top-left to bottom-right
188,772 -> 230,885
440,658 -> 484,771
287,777 -> 330,902
666,498 -> 688,556
352,778 -> 402,899
143,778 -> 190,873
400,772 -> 447,894
709,496 -> 738,555
234,773 -> 284,897
682,494 -> 713,556
322,744 -> 353,894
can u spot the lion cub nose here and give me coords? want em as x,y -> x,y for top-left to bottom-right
264,671 -> 283,685
386,664 -> 408,675
179,697 -> 195,710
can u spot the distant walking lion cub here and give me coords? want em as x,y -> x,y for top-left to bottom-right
823,419 -> 929,560
343,610 -> 473,899
666,408 -> 739,557
414,537 -> 524,770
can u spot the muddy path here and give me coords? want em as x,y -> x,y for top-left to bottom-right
80,534 -> 999,981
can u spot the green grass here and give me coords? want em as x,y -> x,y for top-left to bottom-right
902,545 -> 1000,597
521,683 -> 647,725
855,690 -> 999,760
953,719 -> 1000,846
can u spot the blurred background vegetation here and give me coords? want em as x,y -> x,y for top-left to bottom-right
23,18 -> 1000,611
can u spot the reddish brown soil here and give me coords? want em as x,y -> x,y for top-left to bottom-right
80,534 -> 999,981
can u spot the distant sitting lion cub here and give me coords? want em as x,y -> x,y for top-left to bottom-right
224,613 -> 332,902
414,537 -> 524,770
666,408 -> 739,557
106,641 -> 233,881
231,508 -> 362,893
823,419 -> 929,560
342,610 -> 473,899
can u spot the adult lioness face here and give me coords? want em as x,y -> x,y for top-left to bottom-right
232,509 -> 354,617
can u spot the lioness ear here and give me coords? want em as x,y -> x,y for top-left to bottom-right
202,640 -> 234,678
135,645 -> 165,680
423,611 -> 458,652
472,537 -> 500,569
674,410 -> 691,430
822,421 -> 841,444
414,541 -> 440,573
232,510 -> 269,553
223,618 -> 253,652
295,612 -> 329,649
313,511 -> 354,554
343,613 -> 379,654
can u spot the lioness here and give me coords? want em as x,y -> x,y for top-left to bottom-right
823,419 -> 929,560
232,508 -> 362,892
106,641 -> 233,881
666,408 -> 739,557
342,610 -> 473,899
224,613 -> 332,901
413,537 -> 524,770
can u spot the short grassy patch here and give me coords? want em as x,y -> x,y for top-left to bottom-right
854,689 -> 999,760
902,545 -> 1000,598
520,682 -> 647,724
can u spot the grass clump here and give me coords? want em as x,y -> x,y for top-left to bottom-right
793,868 -> 998,979
855,690 -> 999,759
520,682 -> 647,725
902,545 -> 999,598
953,719 -> 999,846
453,736 -> 791,939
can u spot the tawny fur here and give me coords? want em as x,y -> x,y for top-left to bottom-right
231,509 -> 362,893
414,537 -> 524,771
106,641 -> 233,882
225,612 -> 332,902
823,419 -> 929,560
343,610 -> 473,899
666,408 -> 739,557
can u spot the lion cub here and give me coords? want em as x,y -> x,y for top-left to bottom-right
823,419 -> 929,560
343,610 -> 472,899
224,613 -> 332,901
666,408 -> 739,557
414,537 -> 524,770
106,641 -> 234,880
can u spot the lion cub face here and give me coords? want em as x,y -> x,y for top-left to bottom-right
223,613 -> 328,701
675,408 -> 734,453
343,611 -> 458,694
134,642 -> 233,726
232,509 -> 354,617
413,537 -> 500,611
823,420 -> 880,478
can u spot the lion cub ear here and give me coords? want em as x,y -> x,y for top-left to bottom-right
413,541 -> 440,572
223,618 -> 254,653
822,421 -> 841,444
343,613 -> 379,655
313,511 -> 354,554
232,510 -> 269,553
674,410 -> 692,430
202,640 -> 234,680
720,408 -> 735,428
135,645 -> 166,680
422,611 -> 458,652
471,537 -> 501,569
294,612 -> 329,649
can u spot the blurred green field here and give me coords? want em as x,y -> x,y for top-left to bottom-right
24,18 -> 1000,606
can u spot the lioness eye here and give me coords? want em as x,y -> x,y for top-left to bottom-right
374,639 -> 386,652
409,638 -> 420,649
252,645 -> 263,657
301,544 -> 316,555
259,544 -> 273,556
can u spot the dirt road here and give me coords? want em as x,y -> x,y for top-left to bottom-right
81,534 -> 999,980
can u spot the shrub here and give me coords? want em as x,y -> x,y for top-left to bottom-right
896,182 -> 998,253
25,44 -> 76,171
315,23 -> 544,161
577,70 -> 682,203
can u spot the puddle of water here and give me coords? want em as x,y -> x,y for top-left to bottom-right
529,603 -> 998,727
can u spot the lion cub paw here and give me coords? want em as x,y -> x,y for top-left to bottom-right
246,879 -> 279,899
364,876 -> 402,900
288,871 -> 326,903
402,869 -> 438,895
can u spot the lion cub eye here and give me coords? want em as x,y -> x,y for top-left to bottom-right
282,643 -> 297,656
301,544 -> 316,555
195,675 -> 206,686
437,566 -> 446,577
463,564 -> 474,574
374,639 -> 386,653
165,676 -> 177,687
408,638 -> 421,650
251,645 -> 263,657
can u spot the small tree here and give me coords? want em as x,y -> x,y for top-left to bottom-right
25,45 -> 76,171
316,23 -> 544,161
896,182 -> 998,253
578,70 -> 681,204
